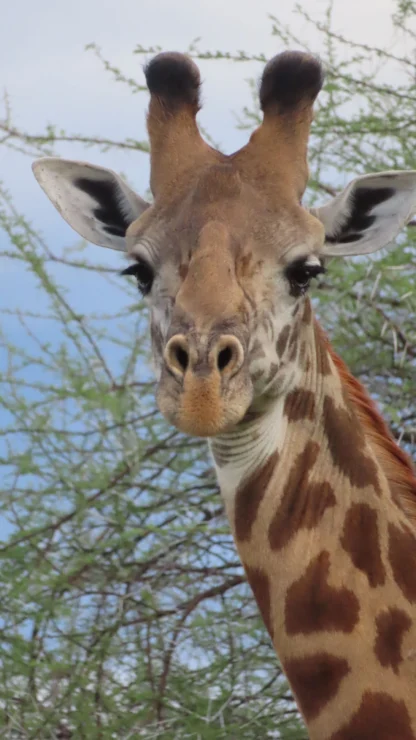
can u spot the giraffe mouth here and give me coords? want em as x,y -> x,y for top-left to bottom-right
156,368 -> 253,437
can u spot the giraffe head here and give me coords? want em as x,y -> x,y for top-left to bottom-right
32,51 -> 416,437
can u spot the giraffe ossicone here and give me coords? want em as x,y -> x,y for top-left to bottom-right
32,50 -> 416,739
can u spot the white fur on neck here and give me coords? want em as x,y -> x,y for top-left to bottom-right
209,396 -> 287,505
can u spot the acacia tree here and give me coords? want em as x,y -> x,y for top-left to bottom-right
1,3 -> 415,738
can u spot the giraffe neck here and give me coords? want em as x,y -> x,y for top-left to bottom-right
210,318 -> 416,740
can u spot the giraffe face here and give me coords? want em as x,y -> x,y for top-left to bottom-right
124,167 -> 325,436
32,51 -> 416,438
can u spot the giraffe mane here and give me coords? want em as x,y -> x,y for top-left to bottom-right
319,323 -> 416,527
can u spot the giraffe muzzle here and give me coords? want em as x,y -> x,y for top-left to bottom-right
157,332 -> 253,437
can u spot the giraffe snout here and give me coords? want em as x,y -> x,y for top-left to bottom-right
158,331 -> 252,437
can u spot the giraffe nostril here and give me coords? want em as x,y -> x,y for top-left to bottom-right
217,346 -> 233,371
164,335 -> 190,377
175,346 -> 189,372
165,334 -> 244,379
214,336 -> 245,376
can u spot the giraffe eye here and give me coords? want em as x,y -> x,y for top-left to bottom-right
285,258 -> 325,297
121,259 -> 154,295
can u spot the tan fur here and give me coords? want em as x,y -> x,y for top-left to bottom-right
147,95 -> 220,199
231,327 -> 416,738
233,113 -> 313,202
175,221 -> 244,323
318,323 -> 416,527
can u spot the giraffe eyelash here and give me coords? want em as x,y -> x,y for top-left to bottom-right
121,259 -> 154,295
285,257 -> 326,297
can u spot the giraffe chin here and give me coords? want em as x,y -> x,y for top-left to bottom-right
157,373 -> 253,438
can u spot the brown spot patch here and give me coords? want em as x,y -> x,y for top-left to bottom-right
284,388 -> 315,422
276,325 -> 290,357
374,607 -> 412,673
238,252 -> 257,278
245,565 -> 273,638
388,522 -> 416,603
289,327 -> 298,347
341,503 -> 385,588
323,396 -> 382,493
235,450 -> 279,542
299,341 -> 308,369
331,691 -> 415,740
288,337 -> 298,362
314,320 -> 332,375
302,298 -> 312,324
268,442 -> 337,551
284,653 -> 350,722
285,551 -> 359,635
242,409 -> 262,424
326,336 -> 416,528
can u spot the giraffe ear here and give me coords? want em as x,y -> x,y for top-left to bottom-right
313,171 -> 416,257
32,158 -> 150,251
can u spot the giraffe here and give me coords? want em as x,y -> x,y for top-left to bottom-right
32,50 -> 416,738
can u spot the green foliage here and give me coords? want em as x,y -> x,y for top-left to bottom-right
0,2 -> 415,737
